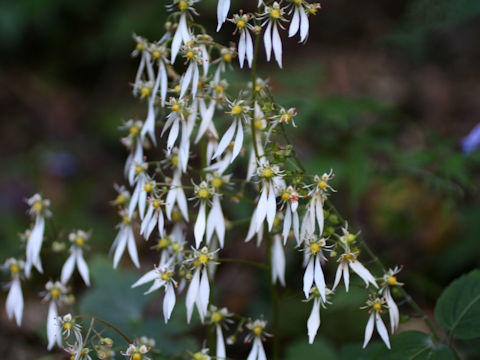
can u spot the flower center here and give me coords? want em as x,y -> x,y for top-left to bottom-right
132,353 -> 142,360
186,51 -> 194,59
236,20 -> 245,28
231,105 -> 242,115
270,9 -> 281,19
152,51 -> 160,59
197,189 -> 209,199
261,169 -> 272,178
253,327 -> 263,335
178,1 -> 188,11
144,183 -> 153,192
212,313 -> 222,323
198,255 -> 209,264
171,104 -> 180,112
211,178 -> 222,188
33,202 -> 42,211
318,181 -> 327,189
64,322 -> 72,331
51,289 -> 60,298
129,127 -> 139,135
255,120 -> 265,130
116,194 -> 126,204
310,244 -> 320,254
140,88 -> 150,97
158,238 -> 169,248
75,236 -> 85,247
388,276 -> 397,286
373,303 -> 382,311
223,53 -> 232,62
281,192 -> 290,201
10,264 -> 19,274
161,274 -> 169,281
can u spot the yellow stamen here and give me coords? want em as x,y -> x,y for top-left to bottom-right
388,276 -> 397,286
51,289 -> 60,298
178,1 -> 188,11
158,238 -> 169,248
152,200 -> 161,208
132,354 -> 142,360
310,244 -> 320,254
318,181 -> 327,189
198,255 -> 209,264
253,327 -> 262,335
172,156 -> 178,165
255,120 -> 264,130
129,127 -> 139,135
212,312 -> 222,323
144,183 -> 153,192
75,236 -> 85,247
33,202 -> 42,211
231,105 -> 242,115
186,51 -> 194,59
64,323 -> 72,331
211,178 -> 222,188
237,20 -> 245,28
171,104 -> 180,112
197,189 -> 209,199
373,303 -> 382,311
270,9 -> 281,19
140,88 -> 150,97
161,274 -> 169,281
152,51 -> 160,59
261,169 -> 272,178
223,53 -> 232,62
281,192 -> 290,201
10,265 -> 19,274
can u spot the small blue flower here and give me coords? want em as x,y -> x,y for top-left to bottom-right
461,123 -> 480,154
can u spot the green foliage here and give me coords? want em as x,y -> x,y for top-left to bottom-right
285,337 -> 337,360
435,269 -> 480,340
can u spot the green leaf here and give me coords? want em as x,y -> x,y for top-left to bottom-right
285,337 -> 337,360
435,269 -> 480,340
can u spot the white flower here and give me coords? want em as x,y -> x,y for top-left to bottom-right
333,247 -> 378,292
245,319 -> 271,360
246,103 -> 266,182
165,169 -> 190,221
132,264 -> 178,323
362,296 -> 391,349
140,196 -> 165,240
279,185 -> 300,244
254,162 -> 284,232
122,343 -> 152,360
161,98 -> 188,159
195,99 -> 218,144
128,162 -> 150,219
111,209 -> 140,269
306,287 -> 333,344
25,194 -> 51,277
42,281 -> 69,350
379,266 -> 404,333
3,258 -> 24,326
303,236 -> 332,300
212,101 -> 250,163
287,0 -> 320,43
260,2 -> 287,68
61,230 -> 91,286
271,234 -> 286,286
185,247 -> 217,323
216,0 -> 231,31
191,349 -> 211,360
179,42 -> 203,99
168,0 -> 198,63
121,120 -> 145,183
229,13 -> 254,68
208,306 -> 233,360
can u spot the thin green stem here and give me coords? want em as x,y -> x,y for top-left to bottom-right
250,33 -> 261,160
76,315 -> 133,344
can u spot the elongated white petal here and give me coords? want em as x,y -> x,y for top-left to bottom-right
47,301 -> 61,350
247,337 -> 260,360
26,216 -> 45,276
315,197 -> 324,236
333,263 -> 343,290
272,235 -> 286,286
293,211 -> 300,245
257,337 -> 267,360
362,313 -> 375,349
138,189 -> 147,220
141,101 -> 157,145
231,118 -> 244,162
272,23 -> 283,68
76,250 -> 90,286
171,14 -> 187,62
343,265 -> 350,292
127,226 -> 140,268
349,261 -> 378,288
216,324 -> 226,359
196,100 -> 216,143
179,120 -> 190,173
386,289 -> 399,333
191,63 -> 200,98
141,204 -> 154,236
246,30 -> 254,68
299,7 -> 309,42
282,205 -> 292,244
145,278 -> 165,294
307,297 -> 321,344
198,267 -> 210,321
216,0 -> 230,31
6,278 -> 23,326
165,188 -> 176,220
167,119 -> 180,152
314,256 -> 326,302
128,178 -> 142,218
176,185 -> 189,221
263,21 -> 272,61
303,257 -> 314,298
132,269 -> 157,288
266,183 -> 277,230
163,283 -> 176,323
375,312 -> 391,349
113,229 -> 127,269
159,61 -> 168,106
60,253 -> 76,285
157,209 -> 165,237
238,30 -> 246,68
256,186 -> 268,232
213,120 -> 237,160
194,202 -> 207,248
186,268 -> 201,323
289,7 -> 300,37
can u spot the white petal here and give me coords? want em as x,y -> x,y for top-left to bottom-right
231,117 -> 244,162
176,185 -> 189,221
76,250 -> 91,286
132,269 -> 157,288
179,119 -> 190,173
307,297 -> 321,344
293,211 -> 300,245
145,278 -> 165,294
157,209 -> 165,237
26,216 -> 45,276
289,7 -> 300,37
216,324 -> 226,359
303,257 -> 314,298
6,278 -> 23,326
165,188 -> 176,220
376,312 -> 391,349
60,252 -> 76,285
272,235 -> 285,286
386,290 -> 399,333
198,267 -> 210,321
141,101 -> 157,145
343,265 -> 350,292
194,201 -> 207,248
246,30 -> 254,68
245,209 -> 257,243
257,337 -> 267,360
238,30 -> 246,68
272,23 -> 283,68
299,8 -> 310,42
213,120 -> 237,159
159,61 -> 168,106
256,186 -> 268,232
191,63 -> 200,98
171,14 -> 187,62
127,226 -> 140,268
163,283 -> 176,323
349,261 -> 378,288
333,264 -> 343,290
167,118 -> 180,152
47,301 -> 60,350
138,189 -> 147,220
315,197 -> 324,236
263,21 -> 272,61
362,313 -> 375,349
314,256 -> 326,302
113,229 -> 127,269
247,337 -> 260,360
266,183 -> 277,230
195,100 -> 216,144
282,205 -> 292,244
186,268 -> 200,323
141,204 -> 154,236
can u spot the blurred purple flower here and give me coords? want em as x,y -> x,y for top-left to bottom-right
461,123 -> 480,154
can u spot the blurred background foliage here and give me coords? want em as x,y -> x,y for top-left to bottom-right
1,0 -> 480,358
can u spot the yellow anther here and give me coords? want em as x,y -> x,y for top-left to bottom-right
33,202 -> 42,211
10,264 -> 19,274
173,85 -> 181,93
261,169 -> 272,178
281,114 -> 291,123
344,253 -> 353,260
193,353 -> 204,360
237,20 -> 245,28
140,88 -> 151,96
212,312 -> 222,323
171,242 -> 181,252
171,104 -> 180,112
116,194 -> 126,205
135,166 -> 143,174
388,276 -> 397,286
152,200 -> 161,208
309,7 -> 318,15
144,183 -> 153,192
186,51 -> 194,59
253,327 -> 262,335
198,255 -> 209,264
178,1 -> 188,11
270,9 -> 281,19
215,86 -> 224,94
318,181 -> 327,189
172,156 -> 179,165
223,53 -> 232,62
281,192 -> 290,201
129,127 -> 139,135
197,189 -> 209,199
152,51 -> 160,58
161,274 -> 169,281
346,233 -> 356,243
123,216 -> 130,224
136,43 -> 143,51
310,244 -> 320,254
231,105 -> 242,115
75,236 -> 85,247
51,289 -> 60,298
64,322 -> 72,331
373,303 -> 382,311
211,178 -> 222,188
158,238 -> 169,248
132,353 -> 142,360
255,85 -> 261,92
255,120 -> 264,130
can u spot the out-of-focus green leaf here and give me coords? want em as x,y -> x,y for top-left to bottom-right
435,270 -> 480,340
285,337 -> 337,360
